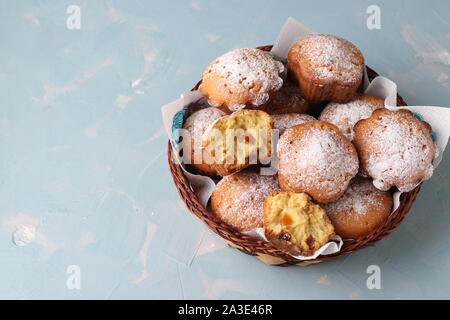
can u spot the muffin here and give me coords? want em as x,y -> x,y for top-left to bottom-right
211,169 -> 282,231
272,113 -> 316,136
262,80 -> 311,115
182,107 -> 227,176
353,108 -> 435,192
322,177 -> 393,239
288,34 -> 364,103
203,109 -> 273,176
277,121 -> 359,203
264,192 -> 335,256
200,48 -> 284,112
319,93 -> 385,141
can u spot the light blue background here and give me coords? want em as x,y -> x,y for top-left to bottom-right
0,0 -> 449,299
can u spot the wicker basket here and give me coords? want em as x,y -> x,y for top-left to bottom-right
168,45 -> 421,266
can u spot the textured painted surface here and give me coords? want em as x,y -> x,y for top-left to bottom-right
0,0 -> 449,299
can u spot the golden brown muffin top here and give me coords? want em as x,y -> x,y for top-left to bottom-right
267,80 -> 311,115
211,169 -> 281,231
277,121 -> 359,203
288,34 -> 364,85
183,107 -> 227,149
201,48 -> 284,111
354,108 -> 435,192
319,94 -> 384,141
272,113 -> 316,136
322,177 -> 393,239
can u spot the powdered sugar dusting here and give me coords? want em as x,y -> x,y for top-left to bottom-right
278,123 -> 359,198
295,34 -> 364,84
320,96 -> 383,141
270,81 -> 310,114
272,113 -> 316,136
213,170 -> 281,231
323,178 -> 386,219
183,107 -> 227,149
203,48 -> 284,110
357,111 -> 435,192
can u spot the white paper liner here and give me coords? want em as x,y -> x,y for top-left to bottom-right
161,17 -> 450,261
162,91 -> 217,207
243,229 -> 343,260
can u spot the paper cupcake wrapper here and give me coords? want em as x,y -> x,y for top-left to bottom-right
161,17 -> 450,261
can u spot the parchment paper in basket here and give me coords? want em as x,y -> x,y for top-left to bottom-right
270,16 -> 450,236
161,90 -> 344,260
162,90 -> 216,207
243,228 -> 342,261
161,16 -> 450,260
161,16 -> 371,209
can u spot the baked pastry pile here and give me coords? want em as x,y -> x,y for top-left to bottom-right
181,34 -> 436,254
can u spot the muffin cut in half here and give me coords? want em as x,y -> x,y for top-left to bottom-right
264,192 -> 335,256
203,109 -> 273,176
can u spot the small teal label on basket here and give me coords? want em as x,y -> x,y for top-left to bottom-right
412,112 -> 436,142
412,112 -> 424,121
431,132 -> 437,142
172,108 -> 188,144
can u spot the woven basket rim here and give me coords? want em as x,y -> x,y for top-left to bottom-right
167,45 -> 422,266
